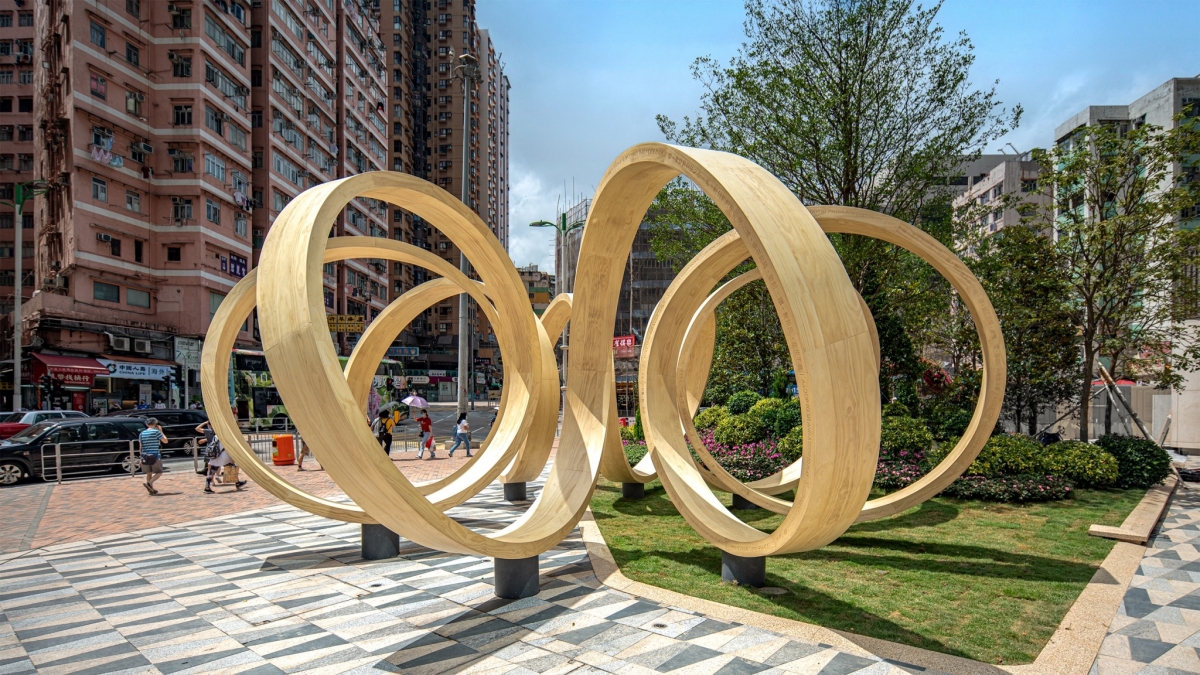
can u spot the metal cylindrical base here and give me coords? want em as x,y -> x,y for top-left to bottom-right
731,493 -> 759,510
622,482 -> 645,499
494,555 -> 540,599
361,523 -> 400,560
503,481 -> 527,502
721,551 -> 766,588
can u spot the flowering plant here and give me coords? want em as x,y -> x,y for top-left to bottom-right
694,429 -> 786,482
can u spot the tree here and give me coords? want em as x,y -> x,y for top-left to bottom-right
650,0 -> 1019,405
967,226 -> 1081,434
1023,117 -> 1200,441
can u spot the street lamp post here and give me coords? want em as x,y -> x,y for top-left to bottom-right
530,215 -> 584,410
452,51 -> 481,416
0,180 -> 50,412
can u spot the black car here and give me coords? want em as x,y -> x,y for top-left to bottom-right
103,409 -> 208,454
0,417 -> 149,485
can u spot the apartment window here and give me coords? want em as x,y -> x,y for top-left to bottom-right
172,155 -> 194,173
205,153 -> 226,181
167,246 -> 182,262
0,244 -> 10,258
209,291 -> 225,319
125,91 -> 143,116
231,170 -> 248,193
16,126 -> 30,141
173,105 -> 193,126
205,106 -> 224,135
125,190 -> 141,213
171,53 -> 192,77
127,288 -> 150,308
272,190 -> 290,211
125,43 -> 140,66
0,15 -> 10,28
91,178 -> 107,202
251,30 -> 261,48
205,198 -> 221,224
251,69 -> 261,87
22,214 -> 31,229
0,156 -> 10,171
234,213 -> 247,237
0,127 -> 9,142
0,43 -> 9,57
17,12 -> 32,27
172,199 -> 193,221
0,214 -> 10,229
17,98 -> 30,113
252,150 -> 263,169
252,189 -> 263,208
93,281 -> 120,303
129,147 -> 145,164
110,238 -> 121,257
0,184 -> 11,200
171,9 -> 192,29
90,22 -> 106,49
250,110 -> 263,128
17,155 -> 31,171
125,0 -> 140,18
0,99 -> 9,113
134,240 -> 143,263
3,71 -> 19,85
229,125 -> 246,151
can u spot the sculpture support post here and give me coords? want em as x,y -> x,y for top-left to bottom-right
503,481 -> 527,502
721,551 -> 765,588
494,555 -> 539,599
621,483 -> 644,500
361,523 -> 400,560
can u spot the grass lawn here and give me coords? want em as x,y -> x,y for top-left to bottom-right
589,478 -> 1144,665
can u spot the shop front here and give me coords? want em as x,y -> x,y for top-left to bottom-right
29,353 -> 109,411
92,356 -> 179,413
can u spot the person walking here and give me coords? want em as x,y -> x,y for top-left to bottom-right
377,410 -> 395,456
139,418 -> 168,495
448,413 -> 472,458
416,409 -> 435,459
196,420 -> 246,493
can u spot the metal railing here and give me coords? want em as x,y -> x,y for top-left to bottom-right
40,441 -> 139,484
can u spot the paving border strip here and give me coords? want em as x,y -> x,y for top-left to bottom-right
578,480 -> 1173,675
17,484 -> 53,551
1088,475 -> 1178,543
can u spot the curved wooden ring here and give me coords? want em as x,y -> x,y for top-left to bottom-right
573,144 -> 880,557
256,172 -> 586,558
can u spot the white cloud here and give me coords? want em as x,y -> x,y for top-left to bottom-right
506,165 -> 560,272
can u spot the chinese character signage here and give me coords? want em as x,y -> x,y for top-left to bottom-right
326,315 -> 366,333
613,335 -> 637,359
387,346 -> 420,358
229,254 -> 247,278
97,359 -> 175,381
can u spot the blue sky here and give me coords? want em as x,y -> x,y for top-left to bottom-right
476,0 -> 1199,270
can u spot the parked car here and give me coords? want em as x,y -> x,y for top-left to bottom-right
0,410 -> 89,439
0,417 -> 148,485
103,409 -> 208,454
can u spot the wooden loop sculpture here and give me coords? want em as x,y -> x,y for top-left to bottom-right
203,143 -> 1004,562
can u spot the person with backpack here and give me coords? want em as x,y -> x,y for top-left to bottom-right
376,410 -> 396,456
448,413 -> 472,458
196,420 -> 246,493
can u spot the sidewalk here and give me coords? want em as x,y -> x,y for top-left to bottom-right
0,448 -> 480,555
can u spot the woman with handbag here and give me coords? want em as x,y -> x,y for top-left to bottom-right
196,420 -> 246,493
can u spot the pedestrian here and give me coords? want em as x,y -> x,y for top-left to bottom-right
376,410 -> 395,456
139,418 -> 168,495
416,409 -> 435,459
196,420 -> 246,493
297,437 -> 314,471
448,412 -> 472,458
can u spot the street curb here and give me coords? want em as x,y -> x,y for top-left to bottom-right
1088,475 -> 1178,544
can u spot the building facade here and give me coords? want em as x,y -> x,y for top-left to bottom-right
1052,77 -> 1200,448
951,156 -> 1049,237
12,0 -> 392,413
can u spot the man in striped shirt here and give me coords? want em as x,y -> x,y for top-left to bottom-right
139,418 -> 168,495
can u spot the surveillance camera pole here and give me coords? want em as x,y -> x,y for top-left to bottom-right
0,180 -> 50,412
452,51 -> 480,417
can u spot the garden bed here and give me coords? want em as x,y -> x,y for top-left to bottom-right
589,478 -> 1144,665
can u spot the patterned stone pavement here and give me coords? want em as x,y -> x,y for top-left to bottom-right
1094,486 -> 1200,674
0,478 -> 935,675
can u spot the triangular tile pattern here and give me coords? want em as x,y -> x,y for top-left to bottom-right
1093,487 -> 1200,675
0,477 -> 939,675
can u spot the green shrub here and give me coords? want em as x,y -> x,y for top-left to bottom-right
942,474 -> 1072,502
714,413 -> 768,446
632,407 -> 644,441
960,434 -> 1045,478
748,398 -> 786,430
926,404 -> 974,441
619,425 -> 640,442
623,441 -> 648,465
1097,434 -> 1172,489
776,425 -> 803,462
882,402 -> 911,418
726,390 -> 763,415
772,399 -> 802,437
880,416 -> 933,463
1042,440 -> 1119,488
694,406 -> 728,431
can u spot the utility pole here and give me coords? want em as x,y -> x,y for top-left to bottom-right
0,180 -> 50,412
453,52 -> 481,417
530,213 -> 585,412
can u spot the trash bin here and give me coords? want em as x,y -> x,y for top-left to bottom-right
271,434 -> 295,465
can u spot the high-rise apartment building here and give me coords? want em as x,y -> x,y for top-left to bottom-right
11,0 -> 390,413
381,0 -> 508,403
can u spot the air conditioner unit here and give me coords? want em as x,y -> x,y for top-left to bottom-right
49,276 -> 66,289
133,92 -> 145,102
167,4 -> 180,14
109,335 -> 131,351
167,148 -> 179,156
133,339 -> 152,354
218,112 -> 231,121
135,142 -> 153,154
96,233 -> 112,242
168,52 -> 181,64
171,196 -> 183,204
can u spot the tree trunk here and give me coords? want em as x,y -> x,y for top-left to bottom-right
1079,344 -> 1094,442
1028,401 -> 1038,436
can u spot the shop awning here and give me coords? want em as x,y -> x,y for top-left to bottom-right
31,353 -> 108,389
